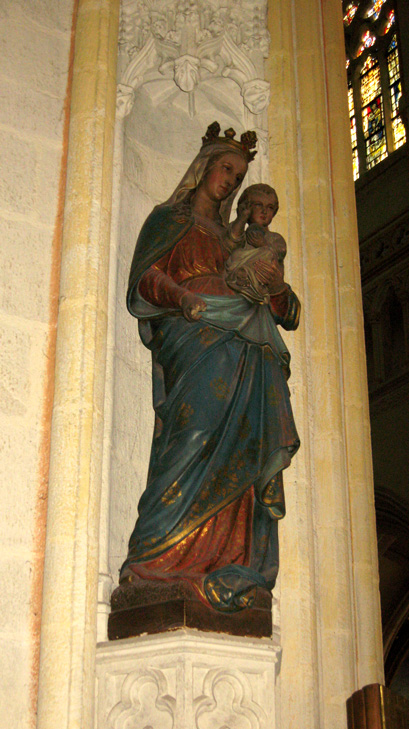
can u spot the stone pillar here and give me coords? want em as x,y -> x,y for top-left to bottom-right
36,1 -> 120,728
266,0 -> 384,727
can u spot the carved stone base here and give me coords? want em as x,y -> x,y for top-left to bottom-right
96,629 -> 280,729
108,579 -> 272,640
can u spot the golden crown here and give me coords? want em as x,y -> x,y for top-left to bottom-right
201,121 -> 257,162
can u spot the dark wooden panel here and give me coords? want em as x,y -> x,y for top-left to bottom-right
347,683 -> 409,728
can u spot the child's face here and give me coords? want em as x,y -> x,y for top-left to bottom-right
248,192 -> 277,227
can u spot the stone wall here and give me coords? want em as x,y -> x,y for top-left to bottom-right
0,1 -> 74,725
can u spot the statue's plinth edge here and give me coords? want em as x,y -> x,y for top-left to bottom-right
108,579 -> 272,641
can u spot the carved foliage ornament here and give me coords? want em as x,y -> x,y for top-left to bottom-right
117,0 -> 270,118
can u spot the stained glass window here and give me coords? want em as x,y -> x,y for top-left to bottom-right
348,82 -> 359,180
343,0 -> 406,178
344,3 -> 358,25
384,10 -> 395,34
360,55 -> 387,168
357,29 -> 376,57
365,0 -> 387,20
387,35 -> 406,149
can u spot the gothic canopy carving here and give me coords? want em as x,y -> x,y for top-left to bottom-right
117,0 -> 270,118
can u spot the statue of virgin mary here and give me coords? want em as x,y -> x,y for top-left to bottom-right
118,122 -> 300,614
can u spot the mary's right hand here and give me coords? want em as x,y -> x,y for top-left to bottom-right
180,292 -> 207,322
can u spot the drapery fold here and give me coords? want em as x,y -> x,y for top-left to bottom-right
121,297 -> 299,610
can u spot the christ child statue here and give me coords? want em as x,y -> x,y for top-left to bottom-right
225,183 -> 288,304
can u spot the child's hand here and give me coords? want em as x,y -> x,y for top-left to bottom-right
180,292 -> 207,322
246,225 -> 265,248
237,199 -> 252,222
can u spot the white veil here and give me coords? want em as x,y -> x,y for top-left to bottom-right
162,141 -> 249,227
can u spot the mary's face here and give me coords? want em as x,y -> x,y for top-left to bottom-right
201,152 -> 248,202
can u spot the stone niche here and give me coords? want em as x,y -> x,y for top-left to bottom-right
97,4 -> 279,727
108,72 -> 254,590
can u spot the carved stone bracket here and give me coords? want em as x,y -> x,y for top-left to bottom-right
174,54 -> 201,91
117,0 -> 270,118
96,629 -> 280,729
116,83 -> 135,118
241,78 -> 270,115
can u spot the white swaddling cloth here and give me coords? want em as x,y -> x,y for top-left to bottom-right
225,227 -> 287,304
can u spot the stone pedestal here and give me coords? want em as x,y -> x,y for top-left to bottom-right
96,629 -> 280,729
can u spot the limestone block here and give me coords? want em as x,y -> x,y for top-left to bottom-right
0,16 -> 71,97
109,452 -> 151,579
0,0 -> 74,34
0,77 -> 65,143
0,635 -> 31,728
34,146 -> 65,227
109,346 -> 154,578
96,630 -> 280,729
0,323 -> 31,417
0,423 -> 39,547
114,351 -> 152,436
122,132 -> 186,205
0,131 -> 37,216
0,317 -> 48,418
0,555 -> 32,634
109,456 -> 141,580
119,184 -> 154,257
0,218 -> 52,321
114,303 -> 140,366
